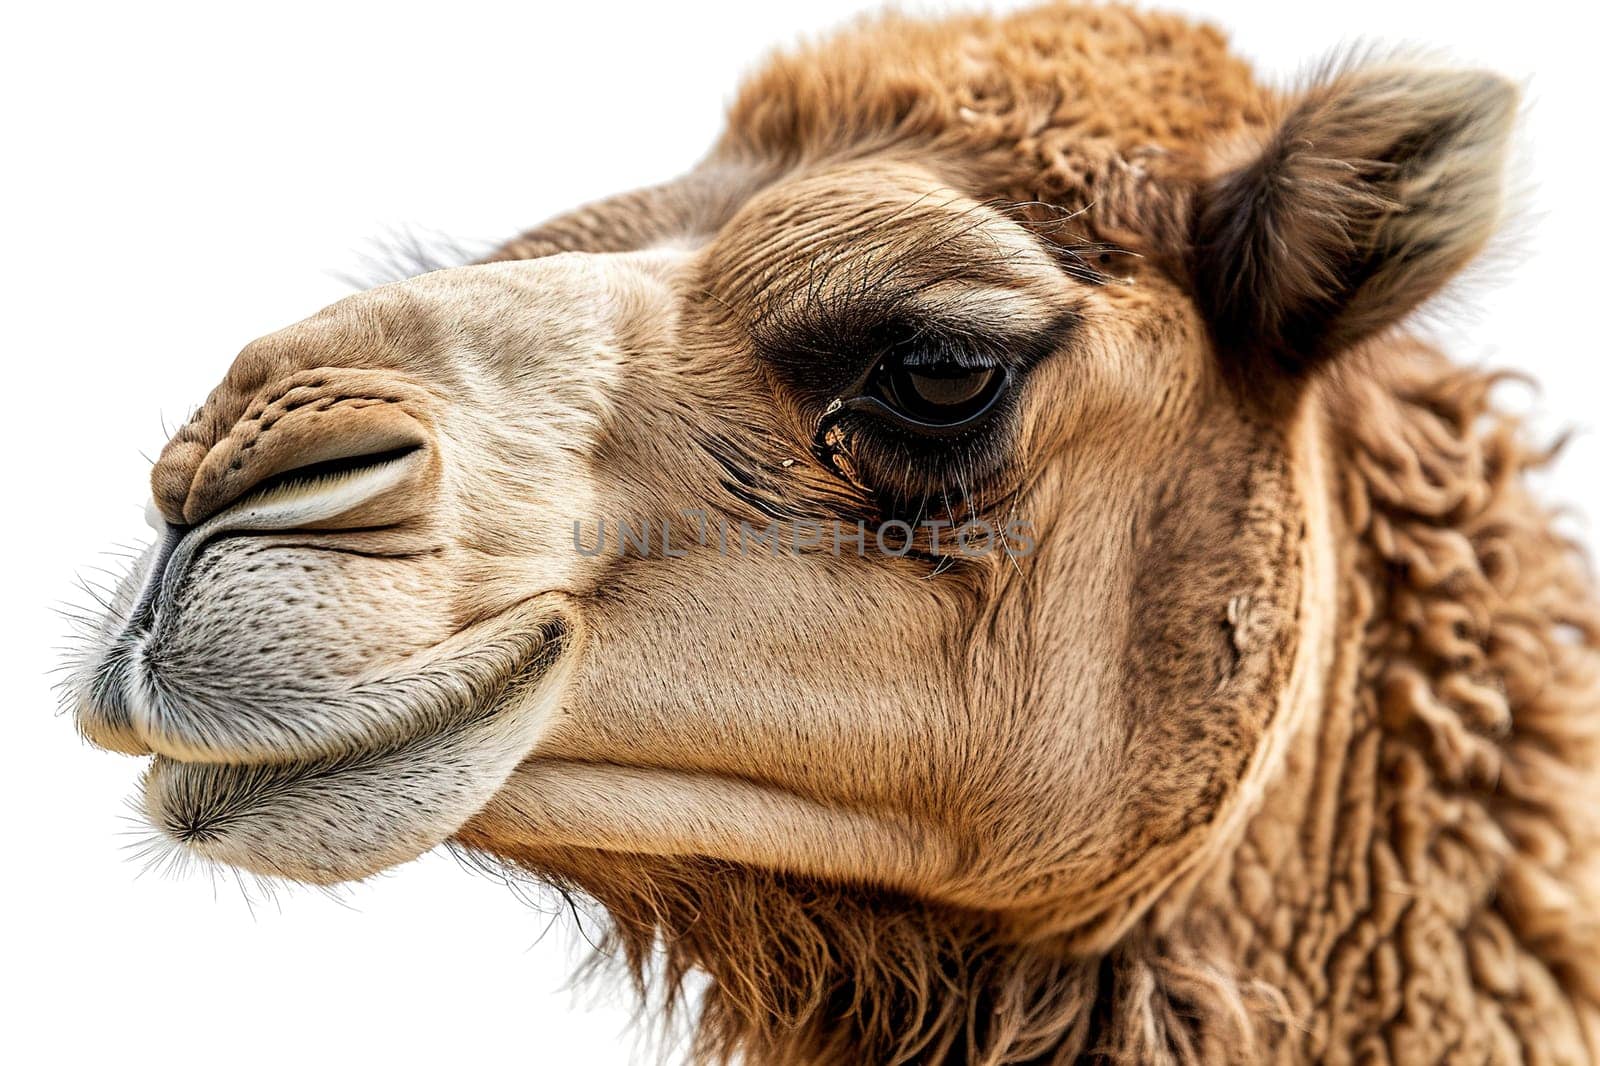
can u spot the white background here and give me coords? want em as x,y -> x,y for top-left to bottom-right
5,2 -> 1596,1062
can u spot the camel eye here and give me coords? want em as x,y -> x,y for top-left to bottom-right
873,358 -> 1007,429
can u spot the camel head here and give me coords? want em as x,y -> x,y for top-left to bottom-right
70,0 -> 1520,1019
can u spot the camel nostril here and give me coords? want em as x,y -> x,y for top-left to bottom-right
241,444 -> 425,503
197,443 -> 429,533
151,377 -> 436,527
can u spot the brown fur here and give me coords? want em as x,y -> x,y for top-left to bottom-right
471,7 -> 1598,1061
70,4 -> 1599,1063
461,348 -> 1600,1063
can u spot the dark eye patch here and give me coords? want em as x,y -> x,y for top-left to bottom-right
754,303 -> 1075,403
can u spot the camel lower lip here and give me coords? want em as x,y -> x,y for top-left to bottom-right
139,618 -> 577,885
126,616 -> 565,767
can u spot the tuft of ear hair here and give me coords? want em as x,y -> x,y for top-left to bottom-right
1193,60 -> 1518,372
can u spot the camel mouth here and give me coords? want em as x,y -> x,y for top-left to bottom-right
78,568 -> 565,765
67,437 -> 584,883
137,616 -> 576,885
74,444 -> 439,764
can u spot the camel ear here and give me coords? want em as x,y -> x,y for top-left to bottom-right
1193,62 -> 1517,370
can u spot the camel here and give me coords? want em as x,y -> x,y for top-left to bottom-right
66,3 -> 1600,1063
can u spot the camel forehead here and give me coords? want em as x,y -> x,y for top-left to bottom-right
719,4 -> 1267,167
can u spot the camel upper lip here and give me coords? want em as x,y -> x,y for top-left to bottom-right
78,446 -> 437,758
81,611 -> 570,767
73,447 -> 527,768
148,445 -> 428,617
73,489 -> 572,765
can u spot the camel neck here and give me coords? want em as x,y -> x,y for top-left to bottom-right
1156,368 -> 1600,1061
